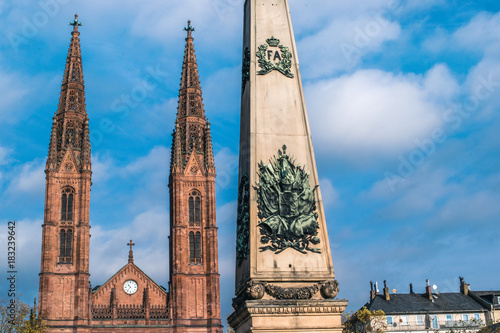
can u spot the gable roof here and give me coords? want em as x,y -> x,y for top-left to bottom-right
365,293 -> 487,314
92,262 -> 167,295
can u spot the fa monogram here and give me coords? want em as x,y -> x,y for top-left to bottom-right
256,36 -> 294,78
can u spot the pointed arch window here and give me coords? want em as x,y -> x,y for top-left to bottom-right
59,229 -> 72,263
188,191 -> 201,226
61,187 -> 74,222
189,231 -> 202,264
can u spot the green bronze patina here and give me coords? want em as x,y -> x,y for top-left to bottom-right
256,37 -> 294,78
255,145 -> 320,254
184,20 -> 195,33
69,15 -> 83,27
236,174 -> 250,267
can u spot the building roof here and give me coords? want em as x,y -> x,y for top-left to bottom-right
472,291 -> 500,297
365,293 -> 487,315
472,291 -> 500,308
91,262 -> 167,296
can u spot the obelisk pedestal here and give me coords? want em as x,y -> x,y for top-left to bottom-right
229,1 -> 347,332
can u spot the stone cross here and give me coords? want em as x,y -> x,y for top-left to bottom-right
184,20 -> 195,38
127,239 -> 135,263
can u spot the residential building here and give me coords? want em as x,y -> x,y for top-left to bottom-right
360,279 -> 489,333
462,277 -> 500,324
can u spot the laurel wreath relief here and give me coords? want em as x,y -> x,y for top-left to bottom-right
256,41 -> 294,78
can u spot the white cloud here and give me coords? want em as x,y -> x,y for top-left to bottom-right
306,65 -> 458,160
14,218 -> 43,268
91,153 -> 113,183
135,98 -> 177,137
214,147 -> 238,191
298,15 -> 401,78
217,200 -> 237,227
453,11 -> 500,55
90,206 -> 169,286
319,178 -> 340,207
289,0 -> 400,30
428,190 -> 500,229
422,27 -> 448,53
0,218 -> 43,304
6,159 -> 45,196
118,146 -> 170,212
0,145 -> 10,165
203,66 -> 241,116
123,145 -> 169,176
126,0 -> 242,50
404,0 -> 446,11
462,57 -> 500,120
0,70 -> 29,122
423,11 -> 500,56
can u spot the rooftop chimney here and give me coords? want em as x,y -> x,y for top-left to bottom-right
410,283 -> 414,294
383,280 -> 390,301
370,281 -> 376,301
375,281 -> 379,295
459,276 -> 470,295
426,279 -> 432,300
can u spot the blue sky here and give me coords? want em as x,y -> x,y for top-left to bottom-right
1,0 -> 500,326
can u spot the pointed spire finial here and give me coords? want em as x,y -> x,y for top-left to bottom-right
69,13 -> 83,32
184,20 -> 195,38
127,239 -> 135,263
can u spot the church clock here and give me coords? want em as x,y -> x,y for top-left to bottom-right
123,280 -> 138,294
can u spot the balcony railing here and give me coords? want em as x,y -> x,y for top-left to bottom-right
443,320 -> 482,328
386,319 -> 483,331
91,304 -> 169,321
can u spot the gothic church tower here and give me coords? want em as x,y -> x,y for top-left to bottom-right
168,21 -> 222,333
38,15 -> 92,332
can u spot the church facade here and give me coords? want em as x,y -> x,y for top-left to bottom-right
37,16 -> 222,333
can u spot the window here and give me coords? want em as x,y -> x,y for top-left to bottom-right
463,314 -> 469,322
432,316 -> 439,329
61,187 -> 74,221
416,315 -> 424,325
189,231 -> 202,264
497,296 -> 500,304
400,315 -> 408,325
59,229 -> 72,263
188,191 -> 201,225
386,316 -> 392,325
474,314 -> 480,321
446,314 -> 452,324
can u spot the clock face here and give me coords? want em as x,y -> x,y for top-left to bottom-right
123,280 -> 138,295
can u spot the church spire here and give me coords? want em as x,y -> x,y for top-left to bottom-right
168,21 -> 221,332
170,20 -> 215,174
39,15 -> 92,330
47,13 -> 90,172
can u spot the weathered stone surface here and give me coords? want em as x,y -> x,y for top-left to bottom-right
235,0 -> 336,296
230,0 -> 347,331
229,299 -> 348,333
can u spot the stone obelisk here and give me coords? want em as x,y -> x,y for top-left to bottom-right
228,1 -> 347,332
